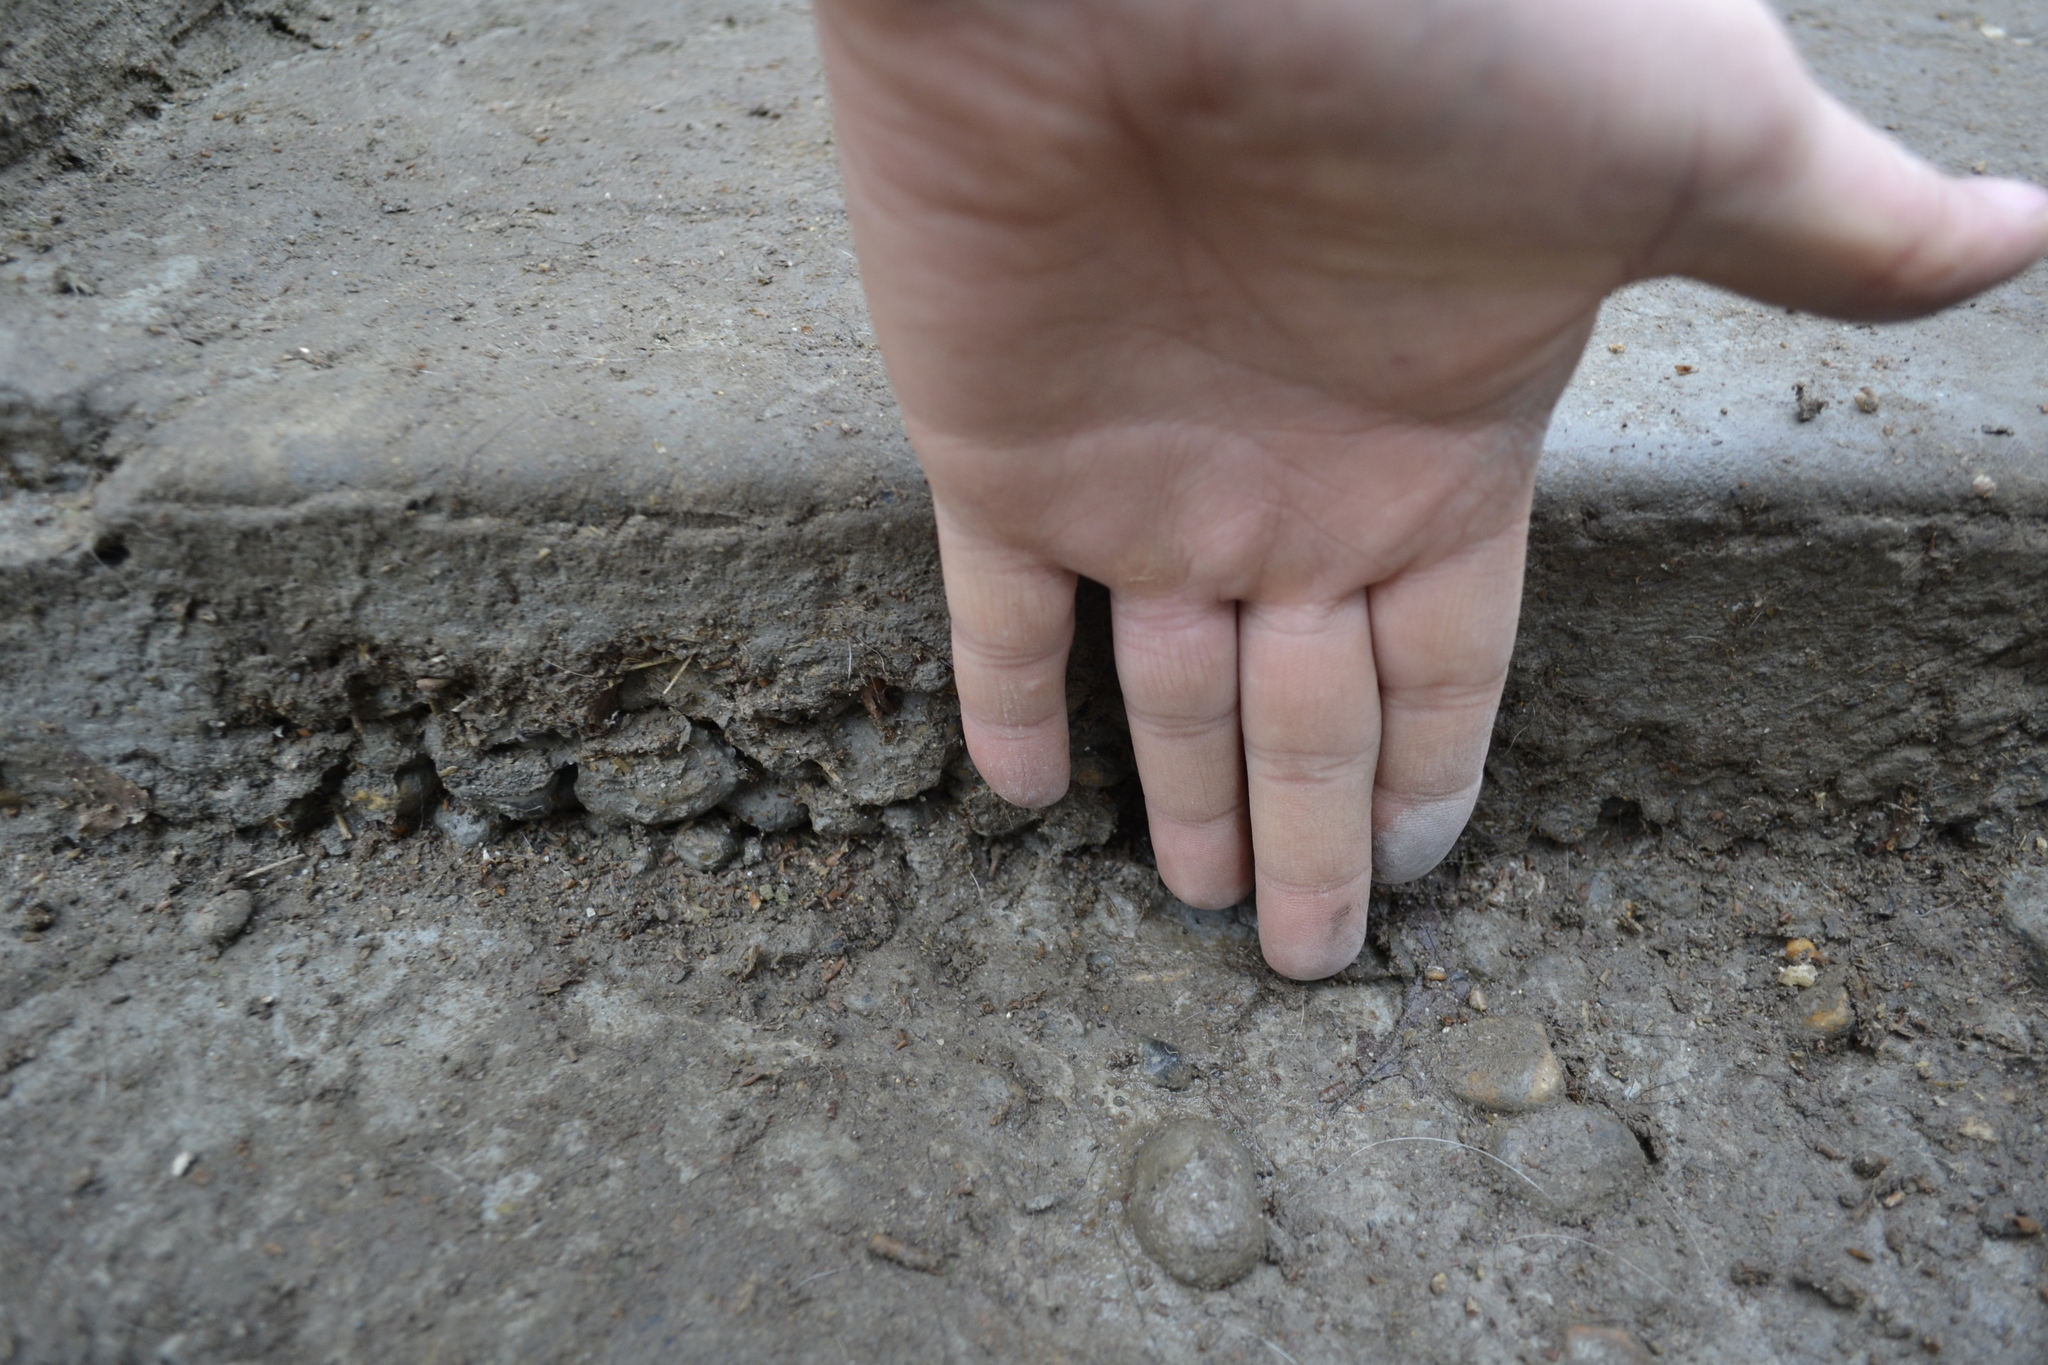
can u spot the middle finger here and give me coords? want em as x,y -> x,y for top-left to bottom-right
1238,593 -> 1380,980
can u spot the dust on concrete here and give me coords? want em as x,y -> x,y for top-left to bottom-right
5,800 -> 2046,1363
3,0 -> 2048,1361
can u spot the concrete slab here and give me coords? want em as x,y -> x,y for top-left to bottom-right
2,0 -> 2045,852
5,8 -> 2048,1365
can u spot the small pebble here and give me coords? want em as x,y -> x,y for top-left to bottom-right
722,778 -> 807,833
2003,867 -> 2048,984
170,1151 -> 196,1178
1023,1194 -> 1057,1215
433,798 -> 500,849
1787,971 -> 1854,1040
1852,387 -> 1879,413
670,819 -> 738,872
1428,1270 -> 1448,1295
1958,1117 -> 1998,1143
1565,1324 -> 1650,1364
1777,962 -> 1819,988
866,1232 -> 941,1273
1783,938 -> 1815,962
1140,1038 -> 1195,1091
1466,987 -> 1488,1012
186,891 -> 255,953
1438,1016 -> 1563,1113
1126,1118 -> 1265,1290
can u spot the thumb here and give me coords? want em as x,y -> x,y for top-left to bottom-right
1669,90 -> 2048,321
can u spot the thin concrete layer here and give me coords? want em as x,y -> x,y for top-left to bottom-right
2,0 -> 2045,847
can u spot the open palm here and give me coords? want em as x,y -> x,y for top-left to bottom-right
817,0 -> 2048,978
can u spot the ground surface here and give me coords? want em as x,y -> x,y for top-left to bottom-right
5,1 -> 2048,1363
4,807 -> 2047,1364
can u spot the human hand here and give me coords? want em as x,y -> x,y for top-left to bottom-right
816,0 -> 2048,979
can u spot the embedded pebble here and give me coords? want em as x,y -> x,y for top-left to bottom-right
1490,1104 -> 1646,1216
1438,1016 -> 1563,1113
2001,867 -> 2048,983
723,777 -> 808,832
1141,1038 -> 1195,1091
185,890 -> 254,952
575,715 -> 739,826
1788,972 -> 1854,1040
433,797 -> 501,849
1023,1194 -> 1057,1215
1778,962 -> 1819,988
1126,1118 -> 1264,1290
1565,1324 -> 1650,1364
424,718 -> 575,820
670,819 -> 738,872
1969,1004 -> 2032,1053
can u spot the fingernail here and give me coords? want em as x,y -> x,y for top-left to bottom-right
1973,178 -> 2048,220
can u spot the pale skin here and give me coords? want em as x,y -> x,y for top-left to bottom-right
813,0 -> 2048,980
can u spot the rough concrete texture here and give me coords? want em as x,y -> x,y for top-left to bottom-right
0,1 -> 340,173
6,808 -> 2047,1363
4,3 -> 2048,1364
0,0 -> 2044,856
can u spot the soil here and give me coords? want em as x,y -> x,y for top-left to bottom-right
5,806 -> 2046,1363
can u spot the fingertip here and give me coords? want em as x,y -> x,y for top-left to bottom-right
1966,177 -> 2048,256
1970,177 -> 2048,221
1259,929 -> 1365,983
1255,885 -> 1370,982
1150,808 -> 1254,911
1157,864 -> 1253,913
1371,784 -> 1480,884
963,719 -> 1070,808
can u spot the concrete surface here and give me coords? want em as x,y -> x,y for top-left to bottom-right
3,3 -> 2048,1364
1,0 -> 2044,856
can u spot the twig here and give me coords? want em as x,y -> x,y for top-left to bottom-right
661,654 -> 697,696
235,853 -> 307,880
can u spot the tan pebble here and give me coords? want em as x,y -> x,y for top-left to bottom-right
1973,474 -> 1997,498
1467,987 -> 1488,1012
1798,986 -> 1854,1039
1442,1016 -> 1563,1113
1423,966 -> 1447,982
1429,1271 -> 1448,1295
1853,387 -> 1879,413
1778,963 -> 1819,988
1565,1324 -> 1650,1364
1783,938 -> 1815,962
1464,1296 -> 1479,1316
1958,1118 -> 1998,1143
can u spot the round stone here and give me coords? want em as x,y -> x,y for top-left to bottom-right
1439,1016 -> 1564,1113
1491,1103 -> 1647,1216
1126,1118 -> 1264,1289
670,818 -> 738,872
